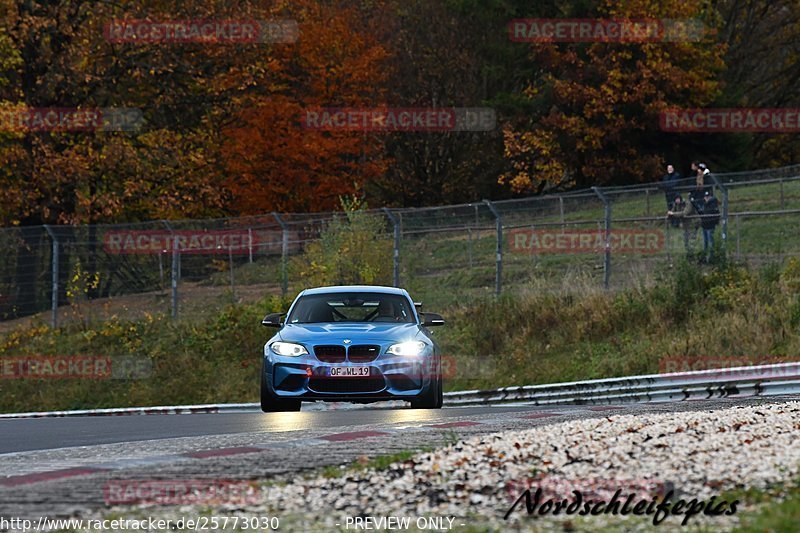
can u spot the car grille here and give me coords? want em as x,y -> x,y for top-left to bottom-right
308,374 -> 385,394
347,344 -> 381,363
314,345 -> 346,363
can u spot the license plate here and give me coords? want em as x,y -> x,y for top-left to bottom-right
328,366 -> 370,377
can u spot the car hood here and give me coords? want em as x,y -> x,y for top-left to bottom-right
278,323 -> 420,343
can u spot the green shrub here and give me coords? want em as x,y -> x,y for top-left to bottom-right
780,257 -> 800,294
667,258 -> 708,320
292,197 -> 392,287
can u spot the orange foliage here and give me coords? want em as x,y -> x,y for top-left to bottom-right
221,0 -> 389,213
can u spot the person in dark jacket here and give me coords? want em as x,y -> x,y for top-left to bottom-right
661,164 -> 681,208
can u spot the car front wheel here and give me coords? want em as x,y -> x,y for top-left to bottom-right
260,367 -> 301,412
410,357 -> 443,409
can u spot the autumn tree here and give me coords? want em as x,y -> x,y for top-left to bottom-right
715,0 -> 800,167
0,0 -> 284,313
220,0 -> 390,213
501,0 -> 726,193
367,0 -> 515,206
0,0 -> 262,226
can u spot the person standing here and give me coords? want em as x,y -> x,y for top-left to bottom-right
691,162 -> 713,199
699,190 -> 721,261
661,164 -> 682,211
689,163 -> 706,204
697,163 -> 714,196
667,194 -> 698,254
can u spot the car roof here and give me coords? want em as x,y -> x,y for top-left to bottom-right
301,285 -> 407,296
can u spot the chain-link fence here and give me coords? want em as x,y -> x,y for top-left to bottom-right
2,164 -> 800,328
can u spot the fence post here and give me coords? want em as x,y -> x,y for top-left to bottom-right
171,237 -> 179,318
273,212 -> 288,297
229,244 -> 235,302
780,179 -> 785,210
467,226 -> 473,268
591,187 -> 611,290
709,174 -> 728,245
735,214 -> 741,261
248,228 -> 253,264
665,216 -> 671,265
382,207 -> 400,287
43,225 -> 58,328
559,196 -> 565,228
159,251 -> 164,291
162,220 -> 178,319
483,200 -> 502,296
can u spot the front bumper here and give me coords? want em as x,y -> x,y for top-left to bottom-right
264,352 -> 436,401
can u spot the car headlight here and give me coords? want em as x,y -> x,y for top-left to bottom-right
270,341 -> 308,357
386,341 -> 427,356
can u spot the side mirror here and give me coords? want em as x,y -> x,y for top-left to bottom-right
421,312 -> 445,327
414,302 -> 422,308
261,312 -> 284,327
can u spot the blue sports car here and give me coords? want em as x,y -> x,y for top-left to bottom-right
260,285 -> 445,412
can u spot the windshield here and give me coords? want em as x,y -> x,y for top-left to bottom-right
287,292 -> 415,324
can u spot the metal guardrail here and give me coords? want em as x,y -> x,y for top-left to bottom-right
445,362 -> 800,406
1,362 -> 798,419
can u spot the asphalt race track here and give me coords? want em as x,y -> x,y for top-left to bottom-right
0,404 -> 567,454
2,396 -> 799,521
